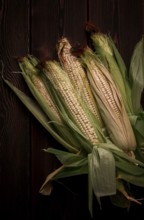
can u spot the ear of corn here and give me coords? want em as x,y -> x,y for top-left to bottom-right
88,28 -> 133,115
43,59 -> 105,148
80,48 -> 136,152
18,56 -> 87,151
19,57 -> 62,123
57,37 -> 104,128
4,31 -> 144,216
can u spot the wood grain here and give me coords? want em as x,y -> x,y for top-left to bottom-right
118,0 -> 144,68
0,0 -> 30,219
30,0 -> 64,214
30,0 -> 89,219
88,0 -> 114,33
0,0 -> 144,219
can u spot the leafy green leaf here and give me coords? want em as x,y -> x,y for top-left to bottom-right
117,169 -> 144,187
89,146 -> 116,207
4,78 -> 78,153
129,36 -> 144,113
45,148 -> 87,167
53,165 -> 88,179
114,154 -> 144,175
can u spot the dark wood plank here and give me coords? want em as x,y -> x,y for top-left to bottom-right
31,0 -> 61,60
60,0 -> 87,45
118,0 -> 144,68
0,1 -> 143,219
88,0 -> 114,33
30,0 -> 89,219
30,0 -> 64,214
0,0 -> 30,219
31,0 -> 88,60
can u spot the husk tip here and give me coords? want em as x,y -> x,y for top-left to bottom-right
85,21 -> 100,33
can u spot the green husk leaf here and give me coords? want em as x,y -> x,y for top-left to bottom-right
134,112 -> 144,136
97,142 -> 144,181
111,149 -> 144,168
90,32 -> 133,114
39,165 -> 64,195
129,36 -> 144,113
89,146 -> 116,207
27,54 -> 39,66
114,154 -> 144,176
44,148 -> 87,167
18,60 -> 62,125
107,36 -> 133,113
117,169 -> 144,187
108,36 -> 127,81
39,164 -> 88,196
53,165 -> 88,179
4,78 -> 78,153
129,113 -> 144,162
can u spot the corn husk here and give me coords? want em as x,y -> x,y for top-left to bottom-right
129,37 -> 144,162
86,23 -> 133,115
129,36 -> 144,114
57,37 -> 104,128
18,56 -> 88,152
42,59 -> 106,148
80,48 -> 136,152
3,34 -> 144,216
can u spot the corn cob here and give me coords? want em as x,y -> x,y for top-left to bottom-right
43,60 -> 102,146
19,56 -> 85,151
57,37 -> 103,127
19,57 -> 62,123
86,23 -> 133,115
80,48 -> 136,153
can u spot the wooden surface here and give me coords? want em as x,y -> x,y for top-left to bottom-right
0,0 -> 144,219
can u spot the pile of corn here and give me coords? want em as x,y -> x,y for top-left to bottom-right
4,23 -> 144,215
